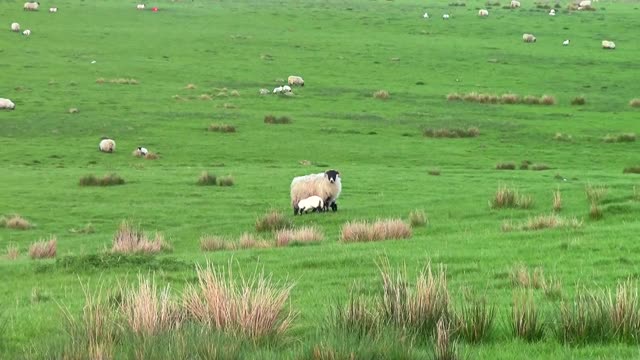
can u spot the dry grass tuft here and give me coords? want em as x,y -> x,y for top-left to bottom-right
222,103 -> 236,109
144,152 -> 159,160
510,263 -> 531,288
182,263 -> 296,339
603,133 -> 636,143
523,95 -> 540,105
208,123 -> 236,133
455,290 -> 495,343
424,127 -> 480,138
95,78 -> 105,84
552,188 -> 562,212
264,115 -> 292,124
79,173 -> 125,186
428,168 -> 441,176
496,162 -> 516,170
111,221 -> 171,254
185,83 -> 196,90
501,93 -> 520,104
554,133 -> 572,142
522,214 -> 582,231
69,223 -> 95,234
275,226 -> 324,247
511,291 -> 545,341
446,93 -> 462,101
571,96 -> 586,105
589,203 -> 603,220
623,166 -> 640,174
109,78 -> 139,85
217,175 -> 234,187
230,90 -> 240,97
540,95 -> 556,105
530,163 -> 551,171
119,277 -> 182,336
255,210 -> 292,232
630,99 -> 640,108
341,219 -> 412,242
490,184 -> 532,209
435,318 -> 459,360
0,214 -> 32,230
238,232 -> 271,250
373,90 -> 390,100
68,108 -> 79,114
585,184 -> 608,204
29,236 -> 57,259
6,244 -> 19,260
200,235 -> 233,252
197,171 -> 217,186
409,209 -> 428,227
199,94 -> 213,100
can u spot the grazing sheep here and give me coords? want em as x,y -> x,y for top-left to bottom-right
134,147 -> 148,156
273,86 -> 284,94
290,169 -> 341,215
0,98 -> 16,110
99,138 -> 116,153
259,88 -> 269,95
579,0 -> 591,7
11,23 -> 20,32
23,2 -> 39,11
523,33 -> 536,43
22,29 -> 31,36
602,40 -> 615,49
282,85 -> 292,93
549,9 -> 556,15
297,196 -> 325,215
287,75 -> 304,87
510,0 -> 521,8
442,14 -> 450,19
136,4 -> 145,10
423,12 -> 429,18
49,7 -> 58,13
563,39 -> 570,46
478,9 -> 489,17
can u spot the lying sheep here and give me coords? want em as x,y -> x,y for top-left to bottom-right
442,14 -> 450,19
287,75 -> 304,87
296,195 -> 325,215
478,9 -> 489,17
49,7 -> 58,13
23,2 -> 39,11
22,29 -> 31,36
510,0 -> 521,8
523,33 -> 536,43
99,138 -> 116,153
602,40 -> 615,49
290,169 -> 341,215
0,98 -> 16,110
11,23 -> 20,32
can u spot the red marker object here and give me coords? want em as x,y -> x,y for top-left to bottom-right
152,7 -> 158,12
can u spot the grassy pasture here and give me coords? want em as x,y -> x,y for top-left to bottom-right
2,0 -> 640,358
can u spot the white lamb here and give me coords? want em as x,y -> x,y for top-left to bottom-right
549,9 -> 556,16
478,9 -> 489,17
0,98 -> 16,110
423,12 -> 429,19
297,196 -> 325,215
22,29 -> 31,36
273,86 -> 284,94
49,7 -> 58,13
23,2 -> 39,11
510,0 -> 521,8
282,85 -> 292,93
442,14 -> 450,19
11,23 -> 20,32
136,4 -> 145,10
563,39 -> 570,46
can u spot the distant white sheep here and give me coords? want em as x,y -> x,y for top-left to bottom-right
23,2 -> 39,11
282,85 -> 292,93
442,14 -> 450,19
478,9 -> 489,17
0,98 -> 16,110
273,86 -> 284,94
287,75 -> 304,87
22,29 -> 31,36
423,12 -> 429,19
549,9 -> 556,16
523,33 -> 536,43
296,196 -> 325,215
134,147 -> 148,156
579,0 -> 591,7
602,40 -> 615,49
49,7 -> 58,13
136,4 -> 145,10
510,0 -> 521,8
259,88 -> 269,95
563,39 -> 570,46
99,138 -> 116,153
11,23 -> 20,32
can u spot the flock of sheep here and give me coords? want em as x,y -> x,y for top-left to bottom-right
10,2 -> 58,37
260,75 -> 305,96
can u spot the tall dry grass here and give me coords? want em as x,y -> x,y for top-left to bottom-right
0,214 -> 31,230
5,244 -> 19,260
119,277 -> 182,336
552,188 -> 562,212
29,236 -> 57,259
455,291 -> 495,343
490,184 -> 532,209
341,219 -> 412,242
275,226 -> 324,247
408,209 -> 428,227
182,263 -> 296,339
255,210 -> 291,232
434,318 -> 459,360
112,221 -> 171,254
511,291 -> 545,341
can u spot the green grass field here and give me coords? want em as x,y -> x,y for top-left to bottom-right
2,0 -> 640,358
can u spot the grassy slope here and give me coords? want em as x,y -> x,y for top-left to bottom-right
1,0 -> 640,358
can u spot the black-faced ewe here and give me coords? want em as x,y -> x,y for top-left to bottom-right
99,138 -> 116,153
287,75 -> 304,87
290,169 -> 341,215
0,98 -> 16,110
23,2 -> 39,11
296,196 -> 325,215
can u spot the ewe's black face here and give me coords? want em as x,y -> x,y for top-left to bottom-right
325,170 -> 340,183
